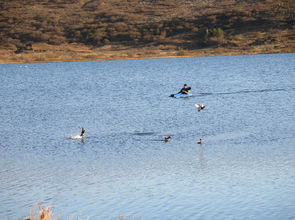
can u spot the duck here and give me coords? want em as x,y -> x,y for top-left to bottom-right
195,104 -> 205,112
164,136 -> 172,142
197,138 -> 203,144
70,127 -> 85,139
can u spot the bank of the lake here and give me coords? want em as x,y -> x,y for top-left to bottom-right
1,43 -> 294,64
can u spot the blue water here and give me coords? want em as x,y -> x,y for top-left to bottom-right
0,53 -> 295,219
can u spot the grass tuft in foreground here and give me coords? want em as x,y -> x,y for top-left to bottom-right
24,203 -> 59,220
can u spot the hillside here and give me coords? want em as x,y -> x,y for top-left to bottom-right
0,0 -> 294,63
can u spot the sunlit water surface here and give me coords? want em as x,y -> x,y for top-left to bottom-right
1,53 -> 295,219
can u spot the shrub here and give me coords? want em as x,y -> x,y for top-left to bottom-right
112,22 -> 129,32
232,34 -> 243,41
103,38 -> 110,44
93,28 -> 107,43
203,27 -> 224,45
48,35 -> 67,45
177,50 -> 185,56
128,30 -> 141,43
159,30 -> 166,39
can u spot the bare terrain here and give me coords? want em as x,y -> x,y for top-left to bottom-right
0,0 -> 294,63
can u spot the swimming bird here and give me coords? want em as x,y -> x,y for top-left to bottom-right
164,136 -> 172,142
197,138 -> 203,144
195,104 -> 205,112
70,127 -> 85,140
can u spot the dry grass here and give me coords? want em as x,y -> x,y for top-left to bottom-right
0,0 -> 294,63
1,43 -> 294,64
25,203 -> 60,220
13,203 -> 143,220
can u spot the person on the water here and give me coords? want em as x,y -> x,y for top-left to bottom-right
179,84 -> 191,94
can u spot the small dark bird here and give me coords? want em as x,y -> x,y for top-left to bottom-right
164,136 -> 172,142
80,127 -> 85,137
198,138 -> 203,144
195,104 -> 205,112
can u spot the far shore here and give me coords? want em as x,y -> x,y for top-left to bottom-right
1,43 -> 294,64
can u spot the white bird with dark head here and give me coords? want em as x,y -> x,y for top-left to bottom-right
70,127 -> 85,139
195,104 -> 205,112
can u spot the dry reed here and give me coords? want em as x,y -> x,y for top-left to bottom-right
26,202 -> 59,220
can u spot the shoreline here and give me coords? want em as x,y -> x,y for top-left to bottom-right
1,43 -> 294,64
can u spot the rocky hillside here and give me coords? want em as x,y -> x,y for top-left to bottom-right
0,0 -> 294,63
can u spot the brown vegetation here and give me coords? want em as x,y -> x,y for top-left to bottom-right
0,0 -> 294,63
19,203 -> 138,220
25,203 -> 59,220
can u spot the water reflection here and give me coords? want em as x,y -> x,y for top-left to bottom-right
195,143 -> 207,175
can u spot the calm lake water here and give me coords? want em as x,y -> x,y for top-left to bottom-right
0,53 -> 295,219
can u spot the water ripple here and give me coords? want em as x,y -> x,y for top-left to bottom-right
1,54 -> 295,219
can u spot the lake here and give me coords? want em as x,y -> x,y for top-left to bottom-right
0,53 -> 295,219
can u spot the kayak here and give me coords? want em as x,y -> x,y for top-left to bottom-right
171,93 -> 192,98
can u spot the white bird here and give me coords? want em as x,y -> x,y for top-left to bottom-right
195,104 -> 205,112
70,127 -> 85,139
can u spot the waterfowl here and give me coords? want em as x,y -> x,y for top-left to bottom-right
197,138 -> 203,144
195,104 -> 205,112
81,127 -> 85,136
70,127 -> 85,139
164,136 -> 172,142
